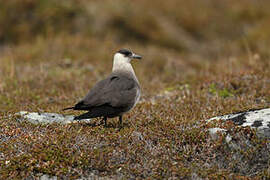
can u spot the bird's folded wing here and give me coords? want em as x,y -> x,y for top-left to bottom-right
76,75 -> 137,109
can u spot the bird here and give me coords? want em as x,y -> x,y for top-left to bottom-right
63,48 -> 142,127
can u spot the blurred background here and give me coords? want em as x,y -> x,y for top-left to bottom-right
1,0 -> 270,55
0,0 -> 270,112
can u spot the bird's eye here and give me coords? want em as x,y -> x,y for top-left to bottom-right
124,52 -> 132,57
118,49 -> 132,57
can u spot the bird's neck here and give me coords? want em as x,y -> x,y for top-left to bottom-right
112,61 -> 139,83
113,60 -> 134,73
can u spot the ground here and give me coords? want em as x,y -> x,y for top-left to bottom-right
0,0 -> 270,179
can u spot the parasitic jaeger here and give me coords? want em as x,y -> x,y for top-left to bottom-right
63,49 -> 142,127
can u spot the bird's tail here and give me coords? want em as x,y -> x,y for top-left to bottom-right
74,111 -> 94,120
62,106 -> 74,111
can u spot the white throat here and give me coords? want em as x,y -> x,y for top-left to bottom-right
112,54 -> 133,73
112,53 -> 139,82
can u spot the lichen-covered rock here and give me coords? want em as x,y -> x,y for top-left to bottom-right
15,111 -> 92,124
208,127 -> 226,141
208,108 -> 270,138
207,108 -> 270,176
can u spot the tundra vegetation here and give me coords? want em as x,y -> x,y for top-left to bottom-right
0,0 -> 270,179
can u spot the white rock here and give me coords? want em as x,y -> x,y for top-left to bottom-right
16,111 -> 92,124
208,128 -> 226,140
208,108 -> 270,138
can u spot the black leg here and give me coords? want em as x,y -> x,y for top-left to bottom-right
103,117 -> 107,126
119,115 -> 122,127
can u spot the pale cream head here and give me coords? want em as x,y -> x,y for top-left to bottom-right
112,49 -> 142,73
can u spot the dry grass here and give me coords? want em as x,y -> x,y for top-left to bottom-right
0,0 -> 270,179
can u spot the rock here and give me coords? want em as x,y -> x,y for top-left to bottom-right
208,108 -> 270,138
208,128 -> 226,141
15,111 -> 92,124
207,108 -> 270,176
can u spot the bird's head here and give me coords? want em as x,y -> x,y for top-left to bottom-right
113,49 -> 142,64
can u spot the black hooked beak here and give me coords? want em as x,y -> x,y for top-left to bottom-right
131,53 -> 142,59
